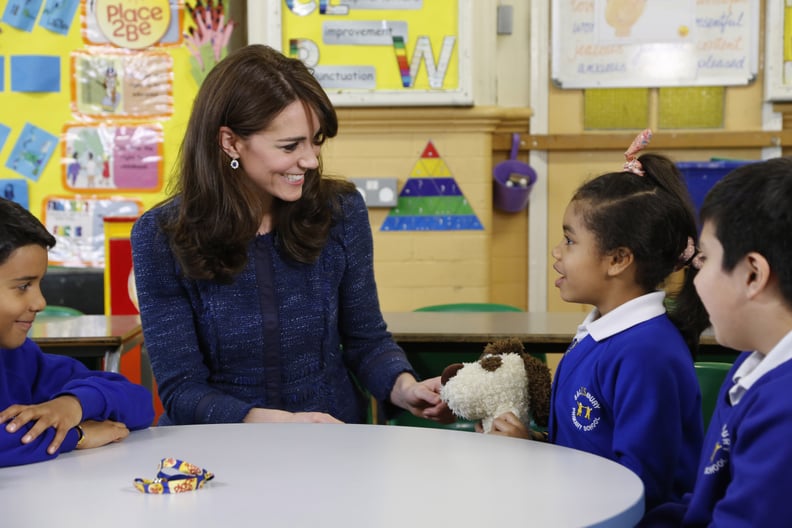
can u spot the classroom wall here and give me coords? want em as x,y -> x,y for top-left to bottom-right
323,106 -> 531,311
2,1 -> 773,320
0,2 -> 207,269
541,8 -> 769,312
317,1 -> 535,312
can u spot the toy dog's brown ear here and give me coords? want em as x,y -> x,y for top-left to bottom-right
523,354 -> 552,428
441,363 -> 464,385
482,337 -> 525,358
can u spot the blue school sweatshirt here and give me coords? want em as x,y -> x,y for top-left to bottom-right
0,338 -> 154,467
549,314 -> 703,512
642,352 -> 792,527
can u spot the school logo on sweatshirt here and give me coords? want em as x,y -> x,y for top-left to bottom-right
704,424 -> 731,475
570,386 -> 601,432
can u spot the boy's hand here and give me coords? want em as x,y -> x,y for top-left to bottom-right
0,395 -> 83,454
77,420 -> 130,449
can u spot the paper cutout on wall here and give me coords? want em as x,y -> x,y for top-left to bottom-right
39,0 -> 80,35
71,50 -> 174,118
2,0 -> 44,32
42,195 -> 142,267
0,123 -> 10,151
82,0 -> 182,48
61,123 -> 164,192
0,179 -> 29,209
5,123 -> 58,181
381,141 -> 483,231
11,55 -> 60,92
184,0 -> 236,84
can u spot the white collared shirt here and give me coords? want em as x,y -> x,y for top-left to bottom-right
728,330 -> 792,406
571,291 -> 667,346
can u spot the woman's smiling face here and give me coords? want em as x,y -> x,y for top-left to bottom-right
233,100 -> 322,202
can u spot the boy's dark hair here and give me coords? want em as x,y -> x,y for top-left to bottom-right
700,157 -> 792,307
0,198 -> 56,266
572,153 -> 710,354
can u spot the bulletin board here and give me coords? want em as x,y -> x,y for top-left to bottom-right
247,0 -> 473,106
765,1 -> 792,101
0,0 -> 232,267
551,0 -> 759,89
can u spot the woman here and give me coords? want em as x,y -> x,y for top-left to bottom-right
131,45 -> 450,426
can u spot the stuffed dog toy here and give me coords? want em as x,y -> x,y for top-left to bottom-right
439,337 -> 551,434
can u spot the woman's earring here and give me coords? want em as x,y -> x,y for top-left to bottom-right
230,158 -> 240,170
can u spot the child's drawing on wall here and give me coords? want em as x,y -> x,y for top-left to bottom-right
67,151 -> 80,186
73,55 -> 124,116
604,0 -> 646,37
5,123 -> 58,182
596,0 -> 692,43
101,153 -> 112,187
101,66 -> 121,111
84,151 -> 98,188
0,179 -> 30,209
62,125 -> 112,191
62,123 -> 163,192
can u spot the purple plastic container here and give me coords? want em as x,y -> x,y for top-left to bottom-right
493,133 -> 537,213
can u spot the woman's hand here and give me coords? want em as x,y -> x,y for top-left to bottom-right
389,373 -> 455,424
0,395 -> 83,454
243,408 -> 343,424
77,420 -> 130,449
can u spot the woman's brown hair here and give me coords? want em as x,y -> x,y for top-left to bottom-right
161,44 -> 354,283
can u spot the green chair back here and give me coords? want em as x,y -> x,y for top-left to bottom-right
39,305 -> 84,317
694,361 -> 732,430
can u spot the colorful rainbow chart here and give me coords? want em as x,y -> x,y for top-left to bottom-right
380,142 -> 483,231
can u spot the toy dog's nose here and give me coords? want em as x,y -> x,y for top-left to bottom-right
441,363 -> 464,385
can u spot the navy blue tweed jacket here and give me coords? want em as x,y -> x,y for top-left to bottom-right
131,191 -> 415,425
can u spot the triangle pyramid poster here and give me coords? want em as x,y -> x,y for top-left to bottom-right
380,141 -> 483,231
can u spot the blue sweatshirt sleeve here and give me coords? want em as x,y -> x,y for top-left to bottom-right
0,339 -> 154,467
599,329 -> 702,512
334,191 -> 416,403
0,424 -> 81,468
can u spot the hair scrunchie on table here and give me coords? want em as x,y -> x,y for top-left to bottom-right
623,129 -> 653,176
134,458 -> 214,494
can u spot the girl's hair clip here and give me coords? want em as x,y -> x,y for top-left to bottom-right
623,129 -> 653,176
674,236 -> 697,271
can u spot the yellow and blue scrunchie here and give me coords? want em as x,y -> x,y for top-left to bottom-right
134,458 -> 214,494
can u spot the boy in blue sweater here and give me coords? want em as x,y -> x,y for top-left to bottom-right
0,198 -> 154,467
642,157 -> 792,526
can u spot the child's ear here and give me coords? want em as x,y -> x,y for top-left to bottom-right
744,251 -> 771,299
218,126 -> 239,159
607,247 -> 634,277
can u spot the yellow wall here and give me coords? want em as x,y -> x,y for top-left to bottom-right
0,12 -> 198,217
325,107 -> 531,312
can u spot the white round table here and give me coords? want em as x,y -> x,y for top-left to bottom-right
0,423 -> 644,527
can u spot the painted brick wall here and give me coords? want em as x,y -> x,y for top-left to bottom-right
323,107 -> 531,312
